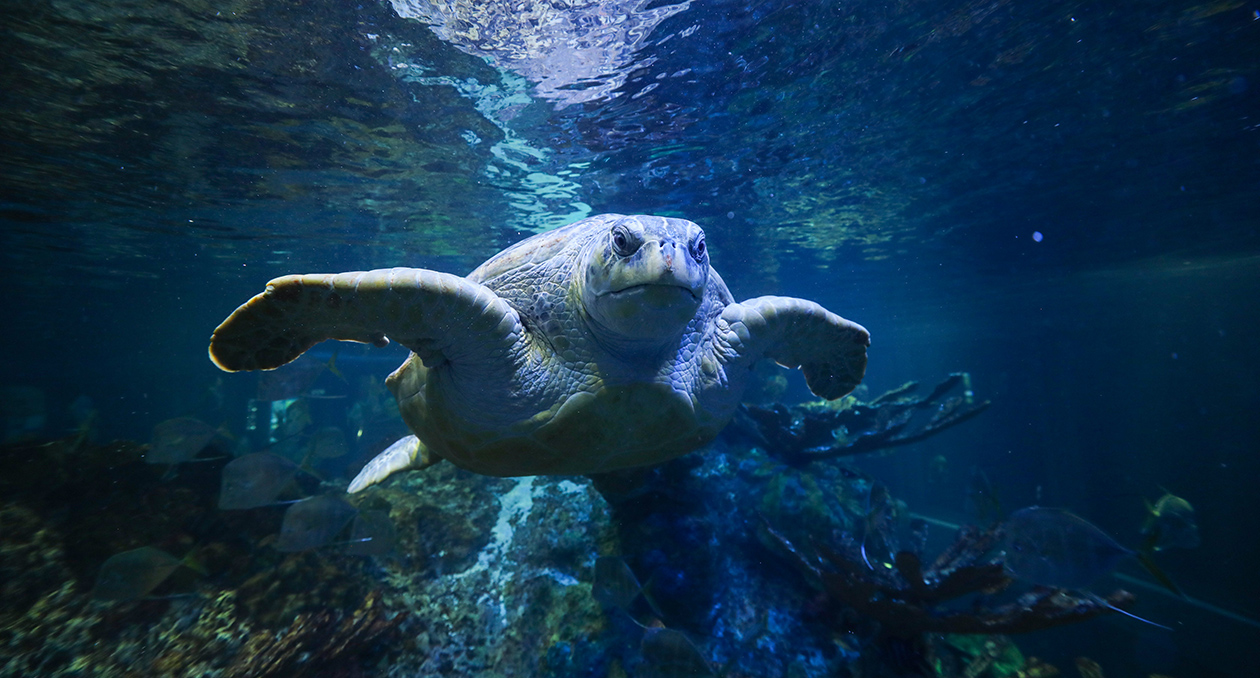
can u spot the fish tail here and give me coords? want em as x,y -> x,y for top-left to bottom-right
181,551 -> 209,577
298,460 -> 327,483
639,574 -> 667,622
326,352 -> 346,382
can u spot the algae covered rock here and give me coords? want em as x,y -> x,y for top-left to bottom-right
364,465 -> 622,676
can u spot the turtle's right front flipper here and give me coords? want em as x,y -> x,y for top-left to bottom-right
209,268 -> 523,372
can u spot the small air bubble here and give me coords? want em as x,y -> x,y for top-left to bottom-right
1032,231 -> 1043,242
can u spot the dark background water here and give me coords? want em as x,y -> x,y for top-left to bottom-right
3,0 -> 1258,674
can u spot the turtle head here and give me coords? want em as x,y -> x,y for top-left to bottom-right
583,214 -> 709,348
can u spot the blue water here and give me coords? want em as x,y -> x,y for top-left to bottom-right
2,1 -> 1258,676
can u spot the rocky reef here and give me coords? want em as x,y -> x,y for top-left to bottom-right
0,439 -> 406,678
0,438 -> 617,677
0,376 -> 1142,677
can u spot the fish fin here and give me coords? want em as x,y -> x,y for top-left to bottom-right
860,537 -> 874,570
1139,525 -> 1162,554
639,573 -> 667,621
181,552 -> 209,577
1136,549 -> 1185,598
326,352 -> 346,383
861,487 -> 876,569
215,422 -> 236,442
184,455 -> 232,463
294,450 -> 327,482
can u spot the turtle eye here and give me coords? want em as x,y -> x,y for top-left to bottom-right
690,234 -> 707,262
611,225 -> 637,256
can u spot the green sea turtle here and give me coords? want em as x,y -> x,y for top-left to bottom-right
209,214 -> 869,491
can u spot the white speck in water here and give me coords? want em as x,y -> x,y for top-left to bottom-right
1032,231 -> 1043,242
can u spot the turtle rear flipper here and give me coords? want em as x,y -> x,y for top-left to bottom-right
720,296 -> 870,400
209,268 -> 525,373
347,434 -> 443,493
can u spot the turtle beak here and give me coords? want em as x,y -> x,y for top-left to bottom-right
636,238 -> 703,297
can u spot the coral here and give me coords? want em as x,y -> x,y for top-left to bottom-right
759,519 -> 1138,637
756,516 -> 1143,677
729,373 -> 991,465
591,449 -> 878,677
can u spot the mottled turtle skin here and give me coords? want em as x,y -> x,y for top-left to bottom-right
209,214 -> 869,487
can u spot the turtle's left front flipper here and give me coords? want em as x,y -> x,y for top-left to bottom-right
209,268 -> 523,373
720,296 -> 870,400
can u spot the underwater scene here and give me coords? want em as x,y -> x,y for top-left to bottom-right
2,0 -> 1258,676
